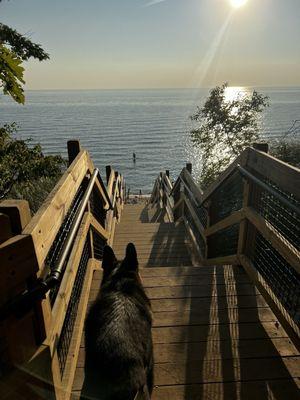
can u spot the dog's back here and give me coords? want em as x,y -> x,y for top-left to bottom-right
82,244 -> 153,400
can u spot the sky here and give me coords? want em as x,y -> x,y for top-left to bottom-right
1,0 -> 300,89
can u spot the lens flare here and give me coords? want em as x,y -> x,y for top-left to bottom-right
230,0 -> 248,8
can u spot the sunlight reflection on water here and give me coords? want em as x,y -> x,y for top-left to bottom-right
0,87 -> 299,192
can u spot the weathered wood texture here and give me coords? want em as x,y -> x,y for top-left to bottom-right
72,262 -> 300,400
71,202 -> 300,400
112,204 -> 195,267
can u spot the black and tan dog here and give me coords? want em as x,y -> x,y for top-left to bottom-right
82,243 -> 153,400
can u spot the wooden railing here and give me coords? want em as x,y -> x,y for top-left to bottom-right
0,140 -> 125,399
150,145 -> 300,344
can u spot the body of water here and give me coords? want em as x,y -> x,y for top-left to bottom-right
0,87 -> 299,192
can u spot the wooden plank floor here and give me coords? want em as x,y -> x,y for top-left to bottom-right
71,203 -> 300,399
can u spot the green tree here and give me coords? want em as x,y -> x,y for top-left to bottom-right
0,1 -> 64,211
0,14 -> 49,104
191,83 -> 269,189
0,124 -> 66,212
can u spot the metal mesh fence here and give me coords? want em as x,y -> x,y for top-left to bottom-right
249,229 -> 300,326
210,171 -> 244,225
46,184 -> 86,305
207,223 -> 239,259
90,187 -> 106,228
93,228 -> 106,260
250,178 -> 300,251
57,236 -> 91,376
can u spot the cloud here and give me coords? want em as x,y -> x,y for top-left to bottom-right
143,0 -> 167,7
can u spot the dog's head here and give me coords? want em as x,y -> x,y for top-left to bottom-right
101,243 -> 139,283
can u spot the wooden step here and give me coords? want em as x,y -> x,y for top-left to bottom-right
72,258 -> 300,399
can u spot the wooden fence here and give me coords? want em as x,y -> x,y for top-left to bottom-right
0,141 -> 125,400
150,145 -> 300,345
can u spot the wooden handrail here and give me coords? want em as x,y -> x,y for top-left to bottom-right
0,141 -> 126,399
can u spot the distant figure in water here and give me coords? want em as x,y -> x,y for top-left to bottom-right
133,152 -> 136,163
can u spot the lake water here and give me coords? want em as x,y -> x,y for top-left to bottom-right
0,87 -> 299,192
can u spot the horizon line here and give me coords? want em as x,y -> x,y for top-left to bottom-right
19,84 -> 300,92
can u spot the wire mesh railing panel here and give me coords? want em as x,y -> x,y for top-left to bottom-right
90,187 -> 106,228
250,178 -> 300,251
93,228 -> 106,260
57,236 -> 91,376
184,203 -> 206,257
46,184 -> 86,305
207,223 -> 239,259
210,171 -> 244,225
249,229 -> 300,326
196,205 -> 208,229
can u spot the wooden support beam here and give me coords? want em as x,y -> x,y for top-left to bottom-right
204,209 -> 244,237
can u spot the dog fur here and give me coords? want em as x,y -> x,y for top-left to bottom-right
82,243 -> 153,400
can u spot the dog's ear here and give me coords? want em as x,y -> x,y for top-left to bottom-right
124,243 -> 138,271
102,245 -> 117,272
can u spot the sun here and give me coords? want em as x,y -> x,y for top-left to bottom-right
230,0 -> 248,8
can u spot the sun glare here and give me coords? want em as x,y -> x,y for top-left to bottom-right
230,0 -> 248,8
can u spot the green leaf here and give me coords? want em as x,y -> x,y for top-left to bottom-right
0,44 -> 25,103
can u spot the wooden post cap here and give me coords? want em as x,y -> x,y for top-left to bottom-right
0,200 -> 31,235
186,163 -> 192,174
67,140 -> 81,165
253,143 -> 269,153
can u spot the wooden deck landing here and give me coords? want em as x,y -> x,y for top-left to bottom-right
72,203 -> 300,399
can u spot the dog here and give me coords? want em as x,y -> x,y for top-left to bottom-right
82,243 -> 153,400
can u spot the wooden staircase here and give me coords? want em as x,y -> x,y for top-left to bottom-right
71,202 -> 300,400
113,203 -> 195,267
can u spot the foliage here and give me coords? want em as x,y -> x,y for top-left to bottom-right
0,44 -> 25,103
0,11 -> 49,104
270,139 -> 300,169
0,124 -> 66,203
8,176 -> 60,213
0,2 -> 56,212
0,23 -> 49,61
191,83 -> 269,189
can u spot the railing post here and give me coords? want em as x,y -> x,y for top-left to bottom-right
166,170 -> 170,178
0,213 -> 12,244
186,163 -> 192,174
253,142 -> 269,153
238,180 -> 250,256
0,200 -> 45,372
0,199 -> 31,234
106,165 -> 112,185
67,139 -> 81,166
